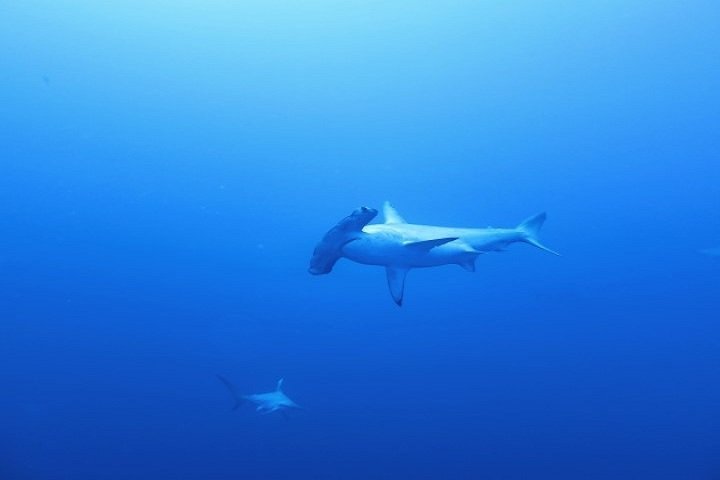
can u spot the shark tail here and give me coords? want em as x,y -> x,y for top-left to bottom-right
216,375 -> 245,411
517,213 -> 560,256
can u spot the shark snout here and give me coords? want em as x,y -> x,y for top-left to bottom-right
308,206 -> 378,277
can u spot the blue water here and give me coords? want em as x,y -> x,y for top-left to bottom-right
2,1 -> 719,479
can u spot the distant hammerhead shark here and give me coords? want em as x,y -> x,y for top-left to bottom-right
309,202 -> 559,306
699,246 -> 720,257
217,376 -> 301,415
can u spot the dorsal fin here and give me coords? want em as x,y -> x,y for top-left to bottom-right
383,201 -> 407,224
276,378 -> 284,392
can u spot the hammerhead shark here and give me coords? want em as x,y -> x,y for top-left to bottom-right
217,376 -> 301,415
309,202 -> 559,306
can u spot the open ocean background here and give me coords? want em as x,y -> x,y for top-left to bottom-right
1,1 -> 719,479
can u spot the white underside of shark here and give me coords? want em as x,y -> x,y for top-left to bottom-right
217,376 -> 300,415
309,202 -> 559,306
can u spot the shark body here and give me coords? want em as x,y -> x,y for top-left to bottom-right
217,376 -> 300,414
309,202 -> 559,306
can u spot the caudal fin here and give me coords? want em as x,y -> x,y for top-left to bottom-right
517,213 -> 560,256
217,375 -> 244,411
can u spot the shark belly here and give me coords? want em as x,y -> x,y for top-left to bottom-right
461,229 -> 523,252
341,235 -> 411,266
342,231 -> 468,268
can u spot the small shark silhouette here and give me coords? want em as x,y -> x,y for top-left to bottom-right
699,246 -> 720,257
217,375 -> 301,414
309,201 -> 559,306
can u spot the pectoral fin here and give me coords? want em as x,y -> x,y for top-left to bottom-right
403,237 -> 458,252
458,259 -> 476,272
385,267 -> 410,307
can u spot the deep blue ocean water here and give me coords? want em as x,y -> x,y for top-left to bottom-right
1,1 -> 719,479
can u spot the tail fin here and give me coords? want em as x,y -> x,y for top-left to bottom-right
216,375 -> 244,411
517,213 -> 560,256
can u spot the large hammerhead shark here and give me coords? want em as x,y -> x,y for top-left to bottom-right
309,202 -> 559,306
